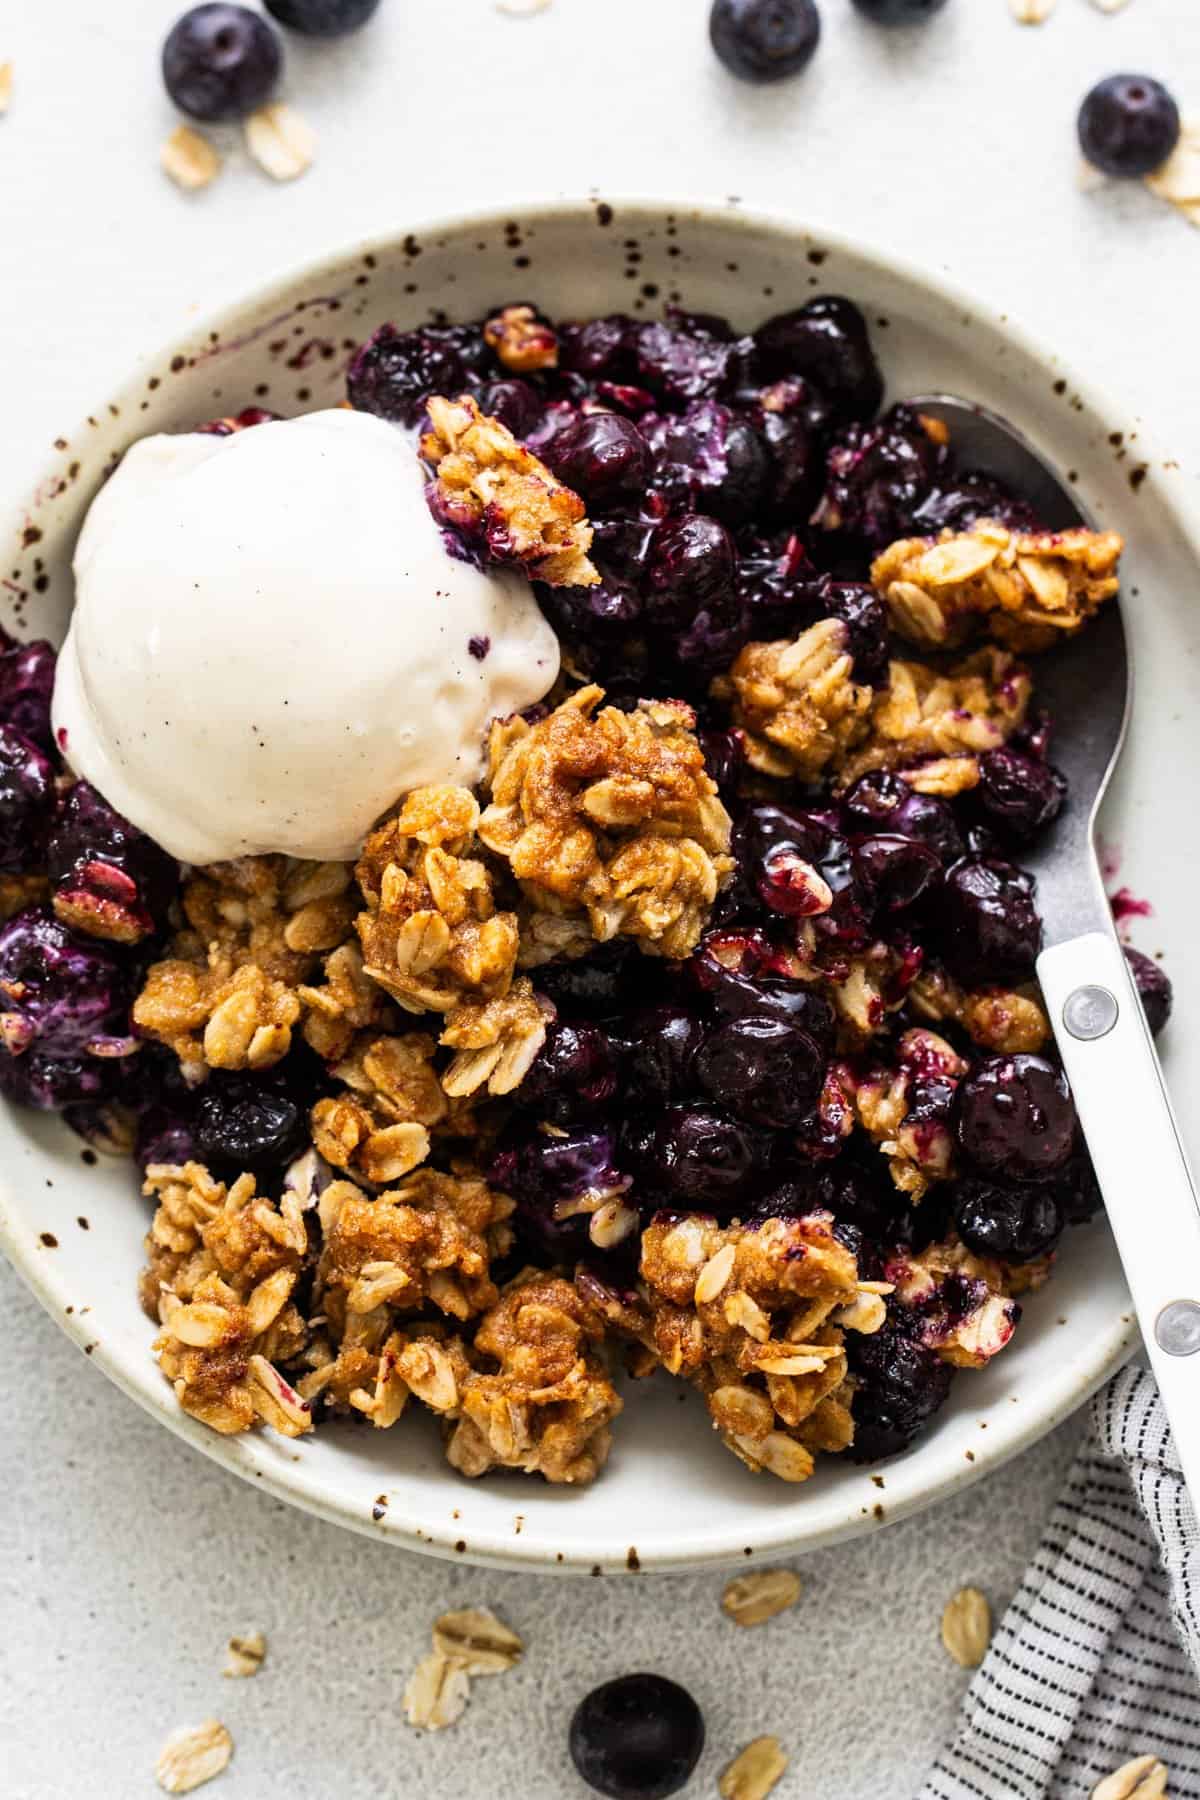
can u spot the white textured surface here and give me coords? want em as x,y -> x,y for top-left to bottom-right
0,1 -> 1197,1796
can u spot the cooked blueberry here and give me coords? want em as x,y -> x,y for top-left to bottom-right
709,0 -> 821,82
644,515 -> 735,626
541,412 -> 650,509
636,321 -> 753,406
627,1006 -> 706,1103
348,322 -> 473,427
0,726 -> 55,872
264,0 -> 379,35
491,1125 -> 630,1264
734,550 -> 819,640
134,1106 -> 200,1173
47,781 -> 178,945
476,378 -> 544,439
819,581 -> 891,686
697,726 -> 745,800
853,834 -> 941,915
591,516 -> 658,586
652,1104 -> 760,1209
738,804 -> 862,935
1125,945 -> 1172,1037
940,856 -> 1042,985
956,1054 -> 1077,1181
755,297 -> 883,423
975,749 -> 1065,841
816,405 -> 944,546
195,1078 -> 307,1171
0,638 -> 56,753
0,1050 -> 112,1112
0,907 -> 131,1061
695,1014 -> 824,1127
642,402 -> 767,525
841,772 -> 964,864
1057,1150 -> 1103,1225
690,930 -> 836,1048
534,941 -> 647,1019
851,0 -> 949,22
569,1672 -> 704,1800
1078,74 -> 1180,179
911,472 -> 1038,536
953,1176 -> 1064,1263
517,1018 -> 619,1121
162,4 -> 282,121
559,315 -> 639,382
847,1318 -> 953,1460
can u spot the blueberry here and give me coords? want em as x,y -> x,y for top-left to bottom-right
0,907 -> 132,1062
0,638 -> 56,753
911,472 -> 1039,537
636,321 -> 753,406
847,1318 -> 953,1460
540,412 -> 651,509
641,402 -> 768,526
47,781 -> 178,945
570,1673 -> 704,1800
819,581 -> 891,686
695,1014 -> 824,1127
755,297 -> 883,423
0,1050 -> 112,1113
652,1104 -> 760,1209
135,1106 -> 200,1173
1078,74 -> 1180,179
534,941 -> 646,1020
953,1176 -> 1064,1264
689,930 -> 836,1048
195,1077 -> 308,1172
816,405 -> 945,546
975,749 -> 1065,842
0,726 -> 55,871
852,834 -> 941,915
476,378 -> 544,439
559,316 -> 639,383
697,726 -> 746,801
709,0 -> 821,82
264,0 -> 379,34
644,515 -> 735,627
841,772 -> 964,865
1125,946 -> 1172,1037
956,1054 -> 1078,1182
162,4 -> 282,121
348,322 -> 476,427
851,0 -> 948,21
516,1018 -> 620,1122
627,1006 -> 706,1104
491,1125 -> 629,1264
940,856 -> 1042,985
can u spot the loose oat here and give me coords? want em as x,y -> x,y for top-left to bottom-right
1089,0 -> 1132,11
1092,1757 -> 1169,1800
1146,121 -> 1200,229
245,103 -> 315,181
403,1651 -> 472,1730
496,0 -> 552,12
432,1606 -> 523,1674
223,1630 -> 267,1678
721,1568 -> 803,1627
0,62 -> 14,114
941,1585 -> 992,1668
161,125 -> 221,191
154,1720 -> 233,1794
1009,0 -> 1055,21
719,1735 -> 789,1800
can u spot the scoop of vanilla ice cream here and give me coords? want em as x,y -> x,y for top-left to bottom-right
52,408 -> 560,864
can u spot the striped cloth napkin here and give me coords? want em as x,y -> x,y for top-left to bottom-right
922,1364 -> 1200,1800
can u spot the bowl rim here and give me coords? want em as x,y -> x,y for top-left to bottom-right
1,193 -> 1173,1572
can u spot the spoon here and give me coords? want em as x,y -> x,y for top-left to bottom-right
913,396 -> 1200,1496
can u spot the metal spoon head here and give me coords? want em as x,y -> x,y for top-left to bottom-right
909,395 -> 1130,947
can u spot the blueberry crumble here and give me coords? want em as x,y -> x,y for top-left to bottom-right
2,293 -> 1157,1490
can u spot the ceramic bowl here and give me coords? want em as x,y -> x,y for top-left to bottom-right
1,199 -> 1193,1574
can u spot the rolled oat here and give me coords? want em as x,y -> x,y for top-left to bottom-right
223,1630 -> 267,1678
1092,1757 -> 1169,1800
432,1607 -> 523,1674
719,1735 -> 789,1800
403,1651 -> 471,1731
161,125 -> 221,192
154,1720 -> 233,1794
941,1585 -> 992,1668
720,1569 -> 802,1627
244,103 -> 316,181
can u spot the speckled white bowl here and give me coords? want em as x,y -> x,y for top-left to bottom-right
0,200 -> 1194,1574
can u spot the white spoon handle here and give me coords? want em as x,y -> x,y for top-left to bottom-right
1038,929 -> 1200,1500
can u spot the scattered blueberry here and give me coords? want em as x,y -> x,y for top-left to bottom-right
710,0 -> 821,82
569,1673 -> 704,1800
851,0 -> 949,22
264,0 -> 380,35
162,4 -> 283,122
1078,74 -> 1181,179
1125,945 -> 1172,1037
